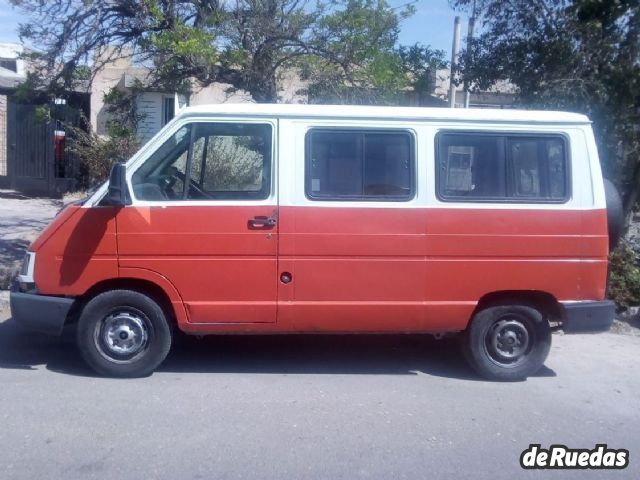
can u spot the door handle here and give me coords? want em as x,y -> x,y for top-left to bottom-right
248,215 -> 277,229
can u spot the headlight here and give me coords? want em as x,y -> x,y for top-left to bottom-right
18,252 -> 36,286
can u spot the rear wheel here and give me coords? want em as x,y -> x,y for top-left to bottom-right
463,304 -> 551,381
77,289 -> 172,377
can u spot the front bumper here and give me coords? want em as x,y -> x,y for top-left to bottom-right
561,300 -> 615,333
10,283 -> 74,336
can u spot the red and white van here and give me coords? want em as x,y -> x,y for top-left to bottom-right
10,104 -> 618,380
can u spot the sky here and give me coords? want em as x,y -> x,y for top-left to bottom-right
0,0 -> 469,57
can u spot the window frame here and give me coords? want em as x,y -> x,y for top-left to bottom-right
129,119 -> 275,203
435,130 -> 571,204
190,122 -> 273,200
304,127 -> 417,202
162,97 -> 176,126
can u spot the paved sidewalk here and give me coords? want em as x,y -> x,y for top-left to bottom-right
0,190 -> 61,288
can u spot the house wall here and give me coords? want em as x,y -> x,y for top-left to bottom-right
0,43 -> 26,76
91,56 -> 132,137
434,68 -> 517,108
188,71 -> 307,106
136,92 -> 164,144
190,82 -> 253,105
136,92 -> 187,144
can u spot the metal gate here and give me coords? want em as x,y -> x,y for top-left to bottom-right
0,95 -> 8,188
5,99 -> 82,197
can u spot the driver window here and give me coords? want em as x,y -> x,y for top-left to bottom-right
131,122 -> 272,201
131,125 -> 192,201
188,123 -> 272,200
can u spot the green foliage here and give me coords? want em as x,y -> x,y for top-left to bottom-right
302,0 -> 411,103
72,65 -> 91,81
398,44 -> 449,94
66,88 -> 141,188
608,241 -> 640,308
67,120 -> 139,189
452,0 -> 640,218
11,0 -> 443,104
32,105 -> 50,124
102,85 -> 144,139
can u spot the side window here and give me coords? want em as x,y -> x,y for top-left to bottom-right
437,132 -> 569,202
132,125 -> 192,201
306,129 -> 414,201
510,139 -> 541,197
439,134 -> 506,198
131,122 -> 272,201
190,123 -> 271,198
546,139 -> 567,199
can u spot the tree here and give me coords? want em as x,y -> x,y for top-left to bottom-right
10,0 -> 439,104
67,87 -> 142,188
451,0 -> 640,218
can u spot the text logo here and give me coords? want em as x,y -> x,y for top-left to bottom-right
520,444 -> 629,469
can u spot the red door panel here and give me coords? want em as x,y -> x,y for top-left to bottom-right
277,206 -> 428,332
277,205 -> 607,334
424,208 -> 609,306
117,205 -> 278,323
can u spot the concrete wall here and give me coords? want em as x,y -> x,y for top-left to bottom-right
434,68 -> 517,108
189,82 -> 253,105
188,70 -> 308,105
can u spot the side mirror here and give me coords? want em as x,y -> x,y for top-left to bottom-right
105,162 -> 130,206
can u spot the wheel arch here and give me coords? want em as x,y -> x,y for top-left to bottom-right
471,290 -> 564,326
67,269 -> 188,328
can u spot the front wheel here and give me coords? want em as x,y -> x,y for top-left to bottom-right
463,304 -> 551,381
77,290 -> 172,377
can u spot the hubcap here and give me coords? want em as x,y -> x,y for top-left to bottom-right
485,317 -> 532,367
94,310 -> 150,363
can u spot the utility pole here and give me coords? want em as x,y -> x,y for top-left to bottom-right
449,16 -> 461,108
463,0 -> 477,108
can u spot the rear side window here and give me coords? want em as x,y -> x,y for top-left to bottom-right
306,129 -> 414,201
437,132 -> 569,202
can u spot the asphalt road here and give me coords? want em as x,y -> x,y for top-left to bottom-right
0,309 -> 638,480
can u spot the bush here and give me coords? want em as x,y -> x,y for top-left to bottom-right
0,265 -> 18,290
67,120 -> 139,189
67,87 -> 142,189
608,241 -> 640,309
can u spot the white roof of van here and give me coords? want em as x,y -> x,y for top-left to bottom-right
179,103 -> 590,124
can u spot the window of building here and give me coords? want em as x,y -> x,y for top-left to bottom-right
437,132 -> 568,202
162,97 -> 175,126
0,59 -> 17,73
306,129 -> 414,201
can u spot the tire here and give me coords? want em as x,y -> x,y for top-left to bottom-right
77,289 -> 172,378
462,304 -> 551,381
604,178 -> 624,251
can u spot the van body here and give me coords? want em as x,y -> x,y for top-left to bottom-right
10,104 -> 615,380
